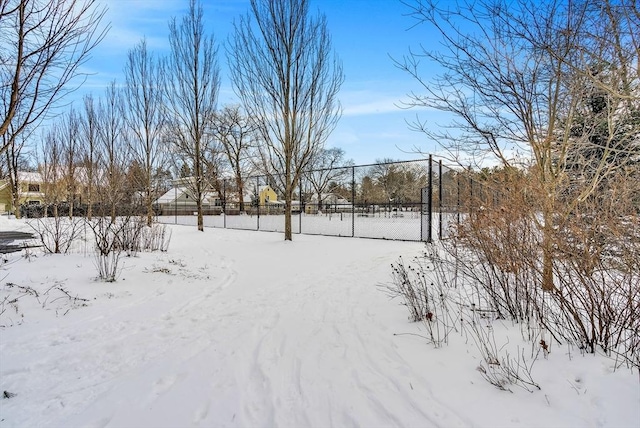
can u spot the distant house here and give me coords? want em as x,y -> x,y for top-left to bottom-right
0,172 -> 45,214
154,185 -> 222,215
258,185 -> 281,207
306,192 -> 351,214
223,190 -> 253,213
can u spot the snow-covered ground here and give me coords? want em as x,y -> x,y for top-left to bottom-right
157,211 -> 460,241
0,216 -> 638,428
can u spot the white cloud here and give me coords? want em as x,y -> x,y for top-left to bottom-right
98,0 -> 184,53
340,86 -> 432,117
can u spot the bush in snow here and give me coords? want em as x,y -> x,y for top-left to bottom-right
28,216 -> 83,254
116,216 -> 146,257
140,223 -> 172,252
409,170 -> 636,369
87,216 -> 129,281
87,217 -> 172,282
387,247 -> 458,347
450,173 -> 640,370
389,245 -> 543,392
389,169 -> 639,391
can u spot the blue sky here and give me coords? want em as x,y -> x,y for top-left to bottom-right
79,0 -> 444,165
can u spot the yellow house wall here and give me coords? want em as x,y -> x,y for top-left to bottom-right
258,186 -> 278,206
0,180 -> 46,213
0,183 -> 12,213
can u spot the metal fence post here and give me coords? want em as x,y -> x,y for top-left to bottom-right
351,166 -> 355,238
174,184 -> 177,224
428,154 -> 433,243
223,179 -> 227,229
438,159 -> 443,240
299,179 -> 302,234
256,176 -> 260,231
457,171 -> 461,225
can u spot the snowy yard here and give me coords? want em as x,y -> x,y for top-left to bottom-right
0,218 -> 638,428
157,211 -> 459,241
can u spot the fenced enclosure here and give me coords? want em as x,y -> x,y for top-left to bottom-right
157,156 -> 486,242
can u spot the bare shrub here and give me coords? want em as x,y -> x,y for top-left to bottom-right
444,168 -> 640,369
117,216 -> 146,257
387,242 -> 542,391
87,216 -> 127,281
140,223 -> 172,252
387,248 -> 459,347
1,282 -> 89,325
0,282 -> 38,320
87,217 -> 173,281
28,217 -> 83,254
467,320 -> 540,393
547,177 -> 640,367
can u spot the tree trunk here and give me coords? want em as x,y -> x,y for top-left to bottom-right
87,185 -> 92,221
196,142 -> 204,232
146,191 -> 153,227
53,204 -> 60,253
68,186 -> 74,219
197,200 -> 203,231
11,186 -> 20,219
196,178 -> 204,232
236,175 -> 244,213
284,199 -> 292,240
284,181 -> 293,241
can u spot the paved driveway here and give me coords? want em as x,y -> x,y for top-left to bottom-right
0,231 -> 35,254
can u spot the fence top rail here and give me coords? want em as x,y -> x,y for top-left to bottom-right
241,156 -> 461,182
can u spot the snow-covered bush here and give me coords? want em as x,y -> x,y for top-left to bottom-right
456,182 -> 639,369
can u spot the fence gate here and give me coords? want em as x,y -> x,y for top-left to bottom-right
420,186 -> 432,242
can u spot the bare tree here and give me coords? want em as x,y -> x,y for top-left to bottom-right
163,0 -> 220,231
33,123 -> 84,253
59,108 -> 81,218
97,81 -> 129,222
213,104 -> 258,213
396,0 -> 639,291
80,94 -> 100,220
368,159 -> 402,206
228,0 -> 344,240
39,124 -> 64,218
2,123 -> 31,217
304,147 -> 352,210
124,38 -> 166,226
0,0 -> 107,155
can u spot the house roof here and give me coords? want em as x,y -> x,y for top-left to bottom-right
0,171 -> 43,190
17,171 -> 42,183
155,186 -> 220,204
310,192 -> 350,203
224,190 -> 253,204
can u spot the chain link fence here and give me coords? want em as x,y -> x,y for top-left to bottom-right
156,156 -> 485,242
